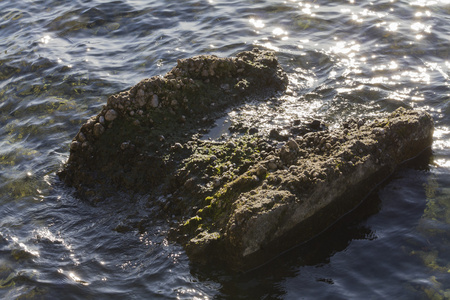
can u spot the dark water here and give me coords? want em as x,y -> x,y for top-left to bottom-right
1,0 -> 450,299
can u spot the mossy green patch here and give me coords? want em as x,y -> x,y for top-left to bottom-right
180,171 -> 260,238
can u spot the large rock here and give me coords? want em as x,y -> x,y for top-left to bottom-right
177,108 -> 433,271
58,49 -> 434,272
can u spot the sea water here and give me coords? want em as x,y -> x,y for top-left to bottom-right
1,0 -> 449,298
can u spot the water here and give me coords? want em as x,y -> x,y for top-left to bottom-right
1,0 -> 449,298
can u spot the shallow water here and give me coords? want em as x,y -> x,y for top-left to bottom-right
1,0 -> 449,299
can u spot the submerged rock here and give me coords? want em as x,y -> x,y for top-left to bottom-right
59,49 -> 434,271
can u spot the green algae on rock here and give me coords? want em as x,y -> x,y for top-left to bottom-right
177,108 -> 434,271
58,48 -> 288,198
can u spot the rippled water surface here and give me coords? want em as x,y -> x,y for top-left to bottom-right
1,0 -> 450,299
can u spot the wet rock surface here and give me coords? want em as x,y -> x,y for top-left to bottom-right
59,49 -> 434,272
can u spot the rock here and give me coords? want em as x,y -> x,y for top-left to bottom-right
287,138 -> 300,152
77,132 -> 86,142
57,48 -> 433,272
70,141 -> 80,151
150,94 -> 159,108
268,161 -> 278,171
137,96 -> 146,107
93,123 -> 105,137
256,165 -> 267,177
249,127 -> 258,135
309,119 -> 321,130
104,109 -> 118,122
